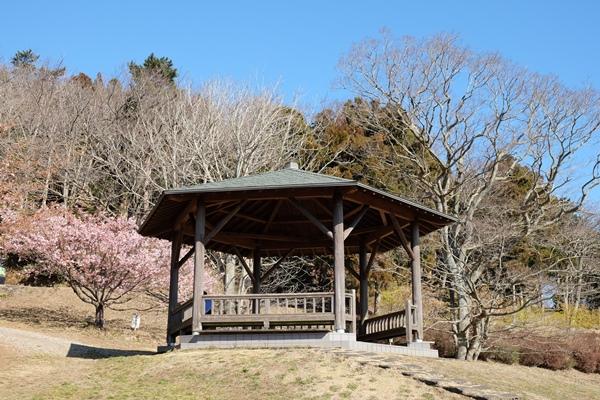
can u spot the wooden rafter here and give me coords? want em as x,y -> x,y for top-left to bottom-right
206,201 -> 239,218
312,198 -> 333,217
262,199 -> 282,233
233,247 -> 255,285
174,200 -> 197,230
344,204 -> 365,220
204,200 -> 247,244
288,197 -> 333,239
177,247 -> 195,268
379,210 -> 388,226
216,210 -> 266,224
346,264 -> 360,280
217,232 -> 311,243
364,225 -> 395,245
390,213 -> 414,260
343,205 -> 369,240
261,249 -> 294,280
366,240 -> 380,275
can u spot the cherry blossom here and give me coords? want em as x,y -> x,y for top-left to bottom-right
1,207 -> 217,328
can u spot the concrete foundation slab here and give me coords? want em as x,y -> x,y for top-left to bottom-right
165,331 -> 438,358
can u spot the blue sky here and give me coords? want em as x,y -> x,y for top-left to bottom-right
2,0 -> 600,202
3,1 -> 599,102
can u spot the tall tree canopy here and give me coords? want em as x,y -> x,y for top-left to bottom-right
336,32 -> 600,359
128,53 -> 178,83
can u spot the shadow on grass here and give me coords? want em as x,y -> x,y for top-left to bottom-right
0,307 -> 90,329
66,343 -> 156,359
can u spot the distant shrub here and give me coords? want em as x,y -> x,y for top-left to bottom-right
484,331 -> 600,372
516,339 -> 572,370
569,332 -> 600,373
542,349 -> 573,371
482,345 -> 520,365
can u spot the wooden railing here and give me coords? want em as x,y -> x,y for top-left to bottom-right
359,299 -> 418,342
170,291 -> 356,335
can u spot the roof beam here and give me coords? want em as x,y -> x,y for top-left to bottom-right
390,213 -> 414,260
313,198 -> 333,217
174,200 -> 197,230
366,240 -> 380,275
379,210 -> 388,226
345,190 -> 417,222
343,205 -> 370,240
216,209 -> 266,224
177,246 -> 195,268
260,248 -> 294,281
204,200 -> 247,245
233,247 -> 255,285
288,197 -> 333,240
364,225 -> 395,246
216,232 -> 312,243
262,199 -> 282,233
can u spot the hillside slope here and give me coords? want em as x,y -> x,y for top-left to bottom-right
0,327 -> 459,400
1,285 -> 599,400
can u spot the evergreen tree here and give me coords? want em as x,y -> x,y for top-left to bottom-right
128,53 -> 177,83
11,49 -> 39,68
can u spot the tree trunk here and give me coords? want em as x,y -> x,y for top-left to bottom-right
465,317 -> 487,361
224,255 -> 237,295
95,303 -> 105,328
443,238 -> 471,360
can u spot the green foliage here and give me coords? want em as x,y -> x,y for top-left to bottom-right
128,53 -> 178,83
301,98 -> 431,199
378,283 -> 410,314
11,49 -> 39,68
509,306 -> 600,330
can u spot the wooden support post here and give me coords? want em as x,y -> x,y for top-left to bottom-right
359,240 -> 369,336
411,221 -> 423,341
253,248 -> 261,314
166,230 -> 183,345
405,298 -> 414,344
253,248 -> 261,294
192,203 -> 206,334
333,193 -> 346,332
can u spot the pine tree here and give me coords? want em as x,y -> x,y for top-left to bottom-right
128,53 -> 177,83
11,49 -> 39,68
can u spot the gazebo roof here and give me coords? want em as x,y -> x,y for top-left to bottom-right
139,164 -> 456,257
176,167 -> 355,192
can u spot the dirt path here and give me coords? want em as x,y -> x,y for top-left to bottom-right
0,326 -> 78,356
0,325 -> 154,358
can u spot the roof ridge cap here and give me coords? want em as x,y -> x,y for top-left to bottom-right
288,168 -> 356,183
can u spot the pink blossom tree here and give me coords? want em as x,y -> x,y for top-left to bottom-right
1,207 -> 218,328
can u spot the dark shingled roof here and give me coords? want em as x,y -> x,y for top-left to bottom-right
166,168 -> 355,193
139,165 -> 457,257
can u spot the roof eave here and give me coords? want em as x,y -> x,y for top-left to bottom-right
354,182 -> 457,224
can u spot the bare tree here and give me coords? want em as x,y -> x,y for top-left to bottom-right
337,32 -> 600,359
548,210 -> 600,321
0,63 -> 304,218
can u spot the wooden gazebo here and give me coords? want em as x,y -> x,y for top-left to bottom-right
139,162 -> 456,349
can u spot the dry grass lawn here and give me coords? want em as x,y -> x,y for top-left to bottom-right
0,338 -> 460,399
1,285 -> 600,400
415,355 -> 600,400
